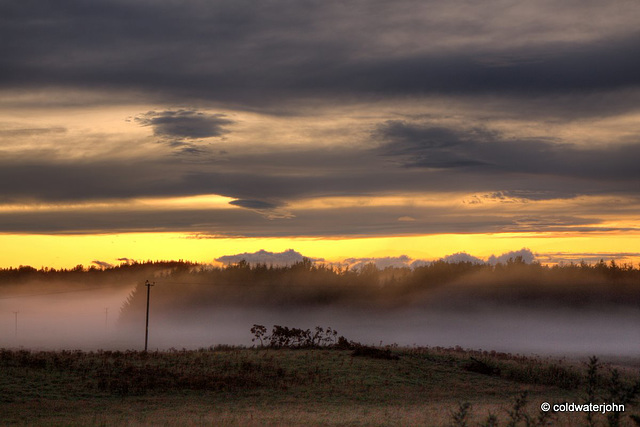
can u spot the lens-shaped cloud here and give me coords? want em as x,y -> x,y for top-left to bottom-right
135,110 -> 233,141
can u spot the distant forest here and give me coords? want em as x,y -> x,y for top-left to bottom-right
2,258 -> 639,319
0,260 -> 197,285
2,257 -> 638,284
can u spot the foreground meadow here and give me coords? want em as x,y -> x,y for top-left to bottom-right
2,261 -> 640,424
1,345 -> 639,426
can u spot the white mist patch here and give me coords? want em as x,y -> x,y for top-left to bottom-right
0,284 -> 135,350
2,282 -> 639,358
118,305 -> 640,358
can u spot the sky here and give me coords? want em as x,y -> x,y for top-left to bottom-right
1,0 -> 640,268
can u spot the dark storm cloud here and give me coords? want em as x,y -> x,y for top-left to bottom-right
0,155 -> 396,203
0,207 -> 263,234
1,1 -> 639,107
0,129 -> 638,210
0,0 -> 349,105
344,37 -> 640,96
0,161 -> 174,202
1,1 -> 639,238
0,203 -> 616,236
134,110 -> 233,140
377,120 -> 640,182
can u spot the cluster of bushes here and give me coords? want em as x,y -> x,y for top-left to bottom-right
250,324 -> 400,360
250,324 -> 343,348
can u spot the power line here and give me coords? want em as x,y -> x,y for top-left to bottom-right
0,283 -> 131,300
0,281 -> 227,302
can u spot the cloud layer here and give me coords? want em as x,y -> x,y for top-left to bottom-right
2,1 -> 639,106
215,249 -> 323,266
1,0 -> 639,244
215,248 -> 541,269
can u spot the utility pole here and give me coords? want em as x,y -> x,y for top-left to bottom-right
105,307 -> 109,330
12,311 -> 18,339
144,280 -> 154,352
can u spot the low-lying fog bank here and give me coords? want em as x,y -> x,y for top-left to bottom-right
128,305 -> 640,357
2,297 -> 638,359
0,284 -> 134,350
2,260 -> 639,358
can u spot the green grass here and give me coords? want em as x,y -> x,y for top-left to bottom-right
0,346 -> 638,426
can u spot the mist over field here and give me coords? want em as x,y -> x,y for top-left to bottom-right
0,285 -> 133,349
1,258 -> 638,359
111,305 -> 639,358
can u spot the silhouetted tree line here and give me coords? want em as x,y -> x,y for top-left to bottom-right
2,257 -> 639,318
3,257 -> 638,285
0,260 -> 197,285
114,257 -> 640,323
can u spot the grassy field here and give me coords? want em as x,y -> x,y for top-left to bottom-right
1,345 -> 639,426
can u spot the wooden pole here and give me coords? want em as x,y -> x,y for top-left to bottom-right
144,280 -> 154,351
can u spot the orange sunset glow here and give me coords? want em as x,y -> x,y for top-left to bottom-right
3,3 -> 640,425
1,1 -> 639,270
